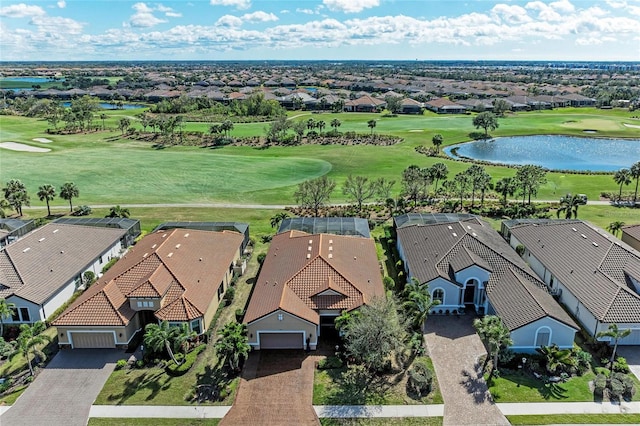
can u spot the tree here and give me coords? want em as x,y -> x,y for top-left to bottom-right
515,165 -> 547,205
613,168 -> 632,202
402,278 -> 439,331
265,116 -> 291,143
431,134 -> 444,150
343,297 -> 406,372
270,212 -> 290,229
306,118 -> 316,132
59,182 -> 79,212
0,298 -> 16,338
607,221 -> 626,237
453,172 -> 471,209
37,184 -> 56,217
367,119 -> 377,135
495,177 -> 517,206
556,193 -> 581,219
597,323 -> 632,366
402,165 -> 431,207
473,315 -> 513,378
14,321 -> 51,376
492,99 -> 510,117
215,322 -> 251,371
294,176 -> 336,216
105,205 -> 130,218
537,344 -> 575,375
334,309 -> 361,335
429,163 -> 448,193
472,111 -> 499,138
118,117 -> 131,135
3,179 -> 30,216
144,321 -> 182,365
173,323 -> 197,355
99,113 -> 108,130
342,175 -> 377,211
291,120 -> 306,143
317,120 -> 326,135
385,96 -> 402,114
631,161 -> 640,204
375,177 -> 395,202
330,118 -> 341,132
465,165 -> 486,208
221,119 -> 234,138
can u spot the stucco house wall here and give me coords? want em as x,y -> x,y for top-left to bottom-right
247,310 -> 317,350
509,316 -> 577,353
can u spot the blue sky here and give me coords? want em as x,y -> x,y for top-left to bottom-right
1,0 -> 639,61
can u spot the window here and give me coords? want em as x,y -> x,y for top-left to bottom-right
433,288 -> 445,304
217,282 -> 225,301
19,307 -> 30,322
191,319 -> 202,335
137,301 -> 143,308
11,308 -> 19,321
535,327 -> 551,347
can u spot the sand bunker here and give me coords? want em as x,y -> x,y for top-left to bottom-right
623,123 -> 640,129
408,130 -> 424,132
33,137 -> 52,143
0,142 -> 50,152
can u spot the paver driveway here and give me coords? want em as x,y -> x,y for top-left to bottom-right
618,346 -> 640,381
0,348 -> 123,426
424,315 -> 509,426
221,350 -> 320,426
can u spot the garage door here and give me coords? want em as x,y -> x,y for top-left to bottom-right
71,332 -> 115,349
259,332 -> 304,349
621,330 -> 640,345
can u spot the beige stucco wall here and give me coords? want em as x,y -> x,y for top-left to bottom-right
58,313 -> 141,346
203,246 -> 241,330
247,310 -> 317,349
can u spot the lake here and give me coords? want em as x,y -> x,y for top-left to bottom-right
61,102 -> 145,110
443,135 -> 640,171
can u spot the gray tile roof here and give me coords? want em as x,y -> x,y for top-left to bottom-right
510,220 -> 640,323
397,220 -> 577,331
0,223 -> 126,305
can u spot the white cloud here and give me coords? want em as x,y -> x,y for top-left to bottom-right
0,4 -> 46,18
323,0 -> 379,14
57,0 -> 66,8
129,3 -> 167,28
210,0 -> 250,10
242,11 -> 278,22
525,1 -> 562,21
216,14 -> 243,27
30,15 -> 84,34
491,4 -> 532,24
550,0 -> 575,13
297,8 -> 315,15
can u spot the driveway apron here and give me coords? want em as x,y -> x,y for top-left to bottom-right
0,349 -> 123,426
221,350 -> 320,426
424,315 -> 509,426
618,346 -> 640,381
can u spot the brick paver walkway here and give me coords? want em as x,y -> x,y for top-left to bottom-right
424,315 -> 509,426
220,350 -> 320,426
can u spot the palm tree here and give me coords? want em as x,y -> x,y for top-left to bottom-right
59,182 -> 79,213
99,113 -> 108,130
270,212 -> 289,229
221,119 -> 234,138
209,124 -> 222,137
607,221 -> 626,237
144,321 -> 181,365
105,205 -> 130,218
495,177 -> 517,206
0,298 -> 16,337
556,193 -> 581,219
306,118 -> 316,132
402,278 -> 439,331
215,322 -> 251,371
334,309 -> 361,335
597,323 -> 632,365
37,184 -> 56,217
429,163 -> 448,193
630,161 -> 640,204
537,344 -> 576,375
330,118 -> 341,132
14,321 -> 51,376
367,119 -> 376,135
431,133 -> 444,149
473,315 -> 513,378
613,168 -> 632,202
173,323 -> 197,355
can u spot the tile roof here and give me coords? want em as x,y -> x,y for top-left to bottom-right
510,220 -> 640,323
0,223 -> 126,305
244,231 -> 384,325
397,220 -> 577,331
622,224 -> 640,241
54,228 -> 243,327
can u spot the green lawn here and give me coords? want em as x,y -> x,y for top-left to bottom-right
320,418 -> 443,426
0,385 -> 27,405
487,371 -> 596,403
88,418 -> 220,426
1,109 -> 638,207
0,327 -> 58,377
507,414 -> 640,425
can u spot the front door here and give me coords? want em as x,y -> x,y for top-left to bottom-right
464,283 -> 475,305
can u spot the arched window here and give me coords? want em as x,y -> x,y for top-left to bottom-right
433,288 -> 445,304
535,326 -> 552,347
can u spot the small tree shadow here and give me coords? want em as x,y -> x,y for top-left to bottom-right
106,370 -> 169,404
460,362 -> 492,404
538,382 -> 569,400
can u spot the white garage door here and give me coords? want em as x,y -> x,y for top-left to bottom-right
621,330 -> 640,345
259,332 -> 304,349
71,332 -> 115,349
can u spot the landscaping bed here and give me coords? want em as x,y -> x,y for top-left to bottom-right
88,418 -> 220,426
506,414 -> 640,425
320,418 -> 443,426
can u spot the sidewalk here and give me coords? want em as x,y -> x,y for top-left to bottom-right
497,401 -> 640,415
314,405 -> 444,418
89,405 -> 231,418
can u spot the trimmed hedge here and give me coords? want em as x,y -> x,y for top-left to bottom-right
165,344 -> 206,376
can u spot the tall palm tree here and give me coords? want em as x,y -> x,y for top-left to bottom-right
330,118 -> 341,132
0,298 -> 16,337
270,212 -> 290,229
306,118 -> 316,132
173,323 -> 197,355
597,323 -> 632,365
13,321 -> 51,376
431,133 -> 444,149
99,113 -> 108,130
105,205 -> 130,218
144,321 -> 181,365
630,161 -> 640,204
429,163 -> 448,193
607,221 -> 626,237
402,278 -> 439,331
473,315 -> 513,378
613,168 -> 632,202
221,119 -> 234,138
37,184 -> 56,217
59,182 -> 79,212
495,177 -> 517,206
556,193 -> 581,219
215,322 -> 251,371
317,120 -> 326,135
367,119 -> 376,135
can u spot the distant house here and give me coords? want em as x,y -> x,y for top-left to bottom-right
54,227 -> 245,349
622,224 -> 640,252
0,222 -> 135,325
395,214 -> 578,352
424,98 -> 466,114
559,93 -> 597,107
244,219 -> 384,350
506,220 -> 640,345
399,98 -> 424,114
344,95 -> 386,112
0,219 -> 35,248
456,99 -> 494,112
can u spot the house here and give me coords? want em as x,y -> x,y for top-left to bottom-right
399,98 -> 424,114
456,99 -> 494,112
244,223 -> 384,350
53,227 -> 245,349
622,224 -> 640,252
559,93 -> 597,107
344,95 -> 386,112
424,98 -> 467,114
0,219 -> 35,248
395,214 -> 578,352
0,222 -> 134,325
506,220 -> 640,345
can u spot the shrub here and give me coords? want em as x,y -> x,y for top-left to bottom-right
613,356 -> 630,374
101,257 -> 119,274
257,253 -> 266,265
574,349 -> 592,376
612,372 -> 636,398
383,276 -> 395,291
235,308 -> 244,322
72,205 -> 92,216
609,377 -> 625,400
135,360 -> 145,369
318,356 -> 343,370
166,344 -> 205,376
115,359 -> 128,370
408,359 -> 433,396
224,287 -> 235,305
0,378 -> 12,393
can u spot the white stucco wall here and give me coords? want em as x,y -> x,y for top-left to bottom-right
455,265 -> 490,287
